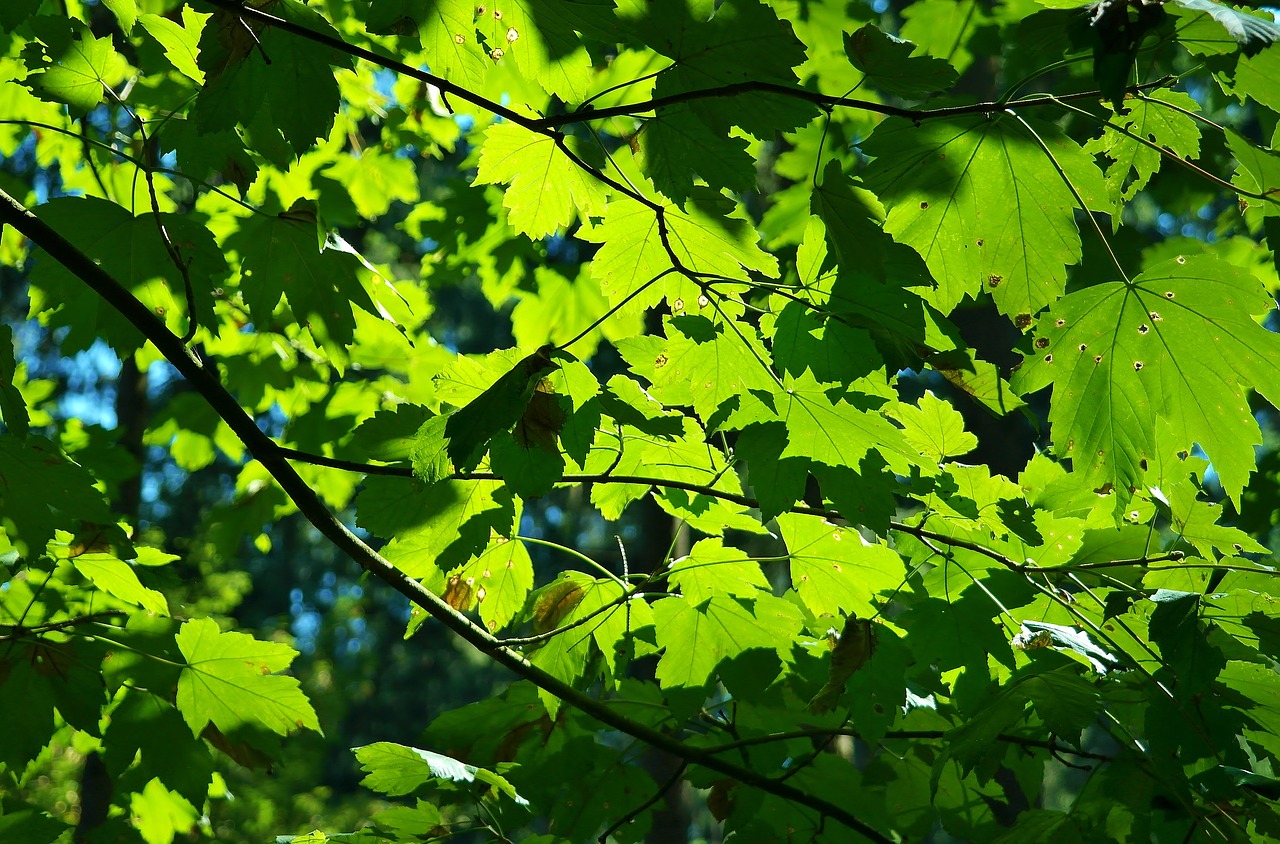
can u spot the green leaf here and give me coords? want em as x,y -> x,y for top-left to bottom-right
102,691 -> 214,808
22,19 -> 126,112
864,114 -> 1108,318
472,0 -> 608,102
29,198 -> 225,353
1227,130 -> 1280,218
1021,667 -> 1101,738
898,0 -> 992,74
1170,0 -> 1280,55
638,105 -> 757,201
582,187 -> 779,317
624,313 -> 775,429
777,513 -> 905,618
668,537 -> 771,603
0,325 -> 29,438
474,123 -> 606,239
1084,90 -> 1202,217
0,435 -> 116,558
625,0 -> 815,138
445,536 -> 534,633
524,571 -> 647,692
139,9 -> 207,83
175,618 -> 321,738
774,370 -> 924,475
71,551 -> 169,615
195,0 -> 352,155
843,24 -> 958,98
653,594 -> 801,690
1232,46 -> 1280,112
0,0 -> 41,31
438,345 -> 555,470
367,478 -> 515,575
226,202 -> 376,360
367,0 -> 486,87
0,810 -> 68,844
354,742 -> 529,806
101,0 -> 138,33
129,778 -> 199,844
323,152 -> 421,220
1012,255 -> 1280,510
1163,480 -> 1269,559
888,390 -> 978,462
29,196 -> 225,354
512,267 -> 643,358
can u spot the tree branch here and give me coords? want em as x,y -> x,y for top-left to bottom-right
534,77 -> 1177,130
703,727 -> 1113,762
0,187 -> 893,844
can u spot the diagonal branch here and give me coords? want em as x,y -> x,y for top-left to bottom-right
0,186 -> 894,844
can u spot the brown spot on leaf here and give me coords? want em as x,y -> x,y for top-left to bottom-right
1035,337 -> 1049,349
988,274 -> 1002,288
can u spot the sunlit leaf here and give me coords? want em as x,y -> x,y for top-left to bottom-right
175,619 -> 321,737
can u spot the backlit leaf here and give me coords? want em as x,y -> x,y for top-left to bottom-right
1013,254 -> 1280,510
175,619 -> 320,737
864,114 -> 1108,317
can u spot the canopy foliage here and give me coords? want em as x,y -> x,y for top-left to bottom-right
2,0 -> 1280,841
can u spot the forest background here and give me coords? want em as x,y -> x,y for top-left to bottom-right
1,0 -> 1280,841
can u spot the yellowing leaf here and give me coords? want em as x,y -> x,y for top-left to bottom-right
175,619 -> 321,738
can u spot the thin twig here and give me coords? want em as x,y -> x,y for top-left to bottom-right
597,761 -> 688,844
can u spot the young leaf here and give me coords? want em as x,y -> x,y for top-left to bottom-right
888,390 -> 978,462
